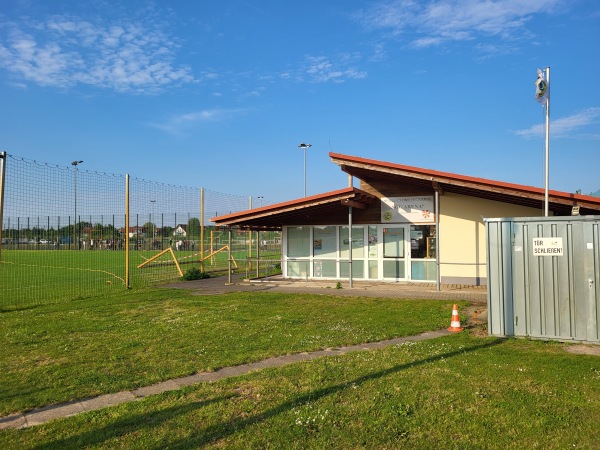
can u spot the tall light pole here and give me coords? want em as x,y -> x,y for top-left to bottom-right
298,143 -> 312,197
71,160 -> 83,250
257,196 -> 264,207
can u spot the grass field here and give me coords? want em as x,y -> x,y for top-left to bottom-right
0,289 -> 599,449
0,288 -> 457,416
0,247 -> 279,310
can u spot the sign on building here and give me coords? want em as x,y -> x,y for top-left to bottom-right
381,196 -> 434,223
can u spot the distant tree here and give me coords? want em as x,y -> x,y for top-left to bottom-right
103,224 -> 119,237
187,217 -> 200,239
142,221 -> 156,239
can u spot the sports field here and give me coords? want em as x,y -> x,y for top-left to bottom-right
0,246 -> 280,310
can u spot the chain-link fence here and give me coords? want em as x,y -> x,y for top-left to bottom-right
0,153 -> 281,310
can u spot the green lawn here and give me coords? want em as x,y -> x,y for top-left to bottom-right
2,289 -> 599,449
0,288 -> 456,416
2,331 -> 600,448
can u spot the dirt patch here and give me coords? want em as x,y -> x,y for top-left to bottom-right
468,325 -> 489,338
564,345 -> 600,356
464,306 -> 486,326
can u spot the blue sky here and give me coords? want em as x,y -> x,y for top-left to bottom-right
0,0 -> 599,204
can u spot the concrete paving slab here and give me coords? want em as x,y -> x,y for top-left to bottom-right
80,392 -> 137,411
165,274 -> 488,303
173,373 -> 217,387
132,380 -> 182,398
24,401 -> 86,427
0,413 -> 26,430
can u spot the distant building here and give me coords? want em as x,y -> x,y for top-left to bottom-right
173,224 -> 187,237
118,226 -> 146,238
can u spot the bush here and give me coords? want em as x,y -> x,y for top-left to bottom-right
182,267 -> 210,281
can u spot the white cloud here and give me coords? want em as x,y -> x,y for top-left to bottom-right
358,0 -> 421,33
411,36 -> 444,48
0,14 -> 195,94
303,55 -> 367,84
514,107 -> 600,139
357,0 -> 566,50
149,108 -> 247,135
473,42 -> 517,59
369,42 -> 387,62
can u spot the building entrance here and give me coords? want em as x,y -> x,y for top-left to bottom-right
381,226 -> 408,280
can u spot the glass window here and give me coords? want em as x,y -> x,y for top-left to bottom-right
313,226 -> 337,258
383,260 -> 405,278
368,225 -> 378,258
410,225 -> 436,259
287,261 -> 309,277
368,260 -> 378,279
339,226 -> 364,259
340,260 -> 365,279
313,260 -> 336,277
411,261 -> 437,281
287,226 -> 310,257
383,227 -> 404,258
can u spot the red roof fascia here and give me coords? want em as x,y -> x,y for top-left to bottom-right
329,152 -> 600,204
212,186 -> 364,222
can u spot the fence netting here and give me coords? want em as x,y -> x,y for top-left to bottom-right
0,153 -> 279,310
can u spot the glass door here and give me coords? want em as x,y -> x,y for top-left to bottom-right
382,226 -> 407,280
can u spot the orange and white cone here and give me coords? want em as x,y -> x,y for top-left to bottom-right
448,304 -> 463,332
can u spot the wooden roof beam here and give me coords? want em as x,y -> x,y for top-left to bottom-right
341,199 -> 368,209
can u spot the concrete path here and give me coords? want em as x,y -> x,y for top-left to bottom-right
1,277 -> 487,430
167,273 -> 488,303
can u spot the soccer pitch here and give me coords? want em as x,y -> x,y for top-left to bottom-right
0,248 -> 240,310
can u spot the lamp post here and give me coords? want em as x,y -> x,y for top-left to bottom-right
71,160 -> 83,250
257,196 -> 264,207
298,143 -> 312,197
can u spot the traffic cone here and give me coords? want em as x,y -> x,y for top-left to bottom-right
448,304 -> 463,332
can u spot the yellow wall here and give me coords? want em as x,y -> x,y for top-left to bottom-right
439,193 -> 542,285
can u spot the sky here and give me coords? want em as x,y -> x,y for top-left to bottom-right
0,0 -> 599,205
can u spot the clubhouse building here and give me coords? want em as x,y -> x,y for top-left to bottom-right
213,153 -> 600,286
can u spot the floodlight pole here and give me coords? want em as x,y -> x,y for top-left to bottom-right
0,152 -> 6,262
71,160 -> 83,250
543,67 -> 550,217
298,143 -> 312,197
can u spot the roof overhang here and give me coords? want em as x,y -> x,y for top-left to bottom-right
212,187 -> 376,230
330,152 -> 600,216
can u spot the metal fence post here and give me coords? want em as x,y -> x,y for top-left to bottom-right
227,227 -> 232,284
200,187 -> 205,273
125,174 -> 130,289
0,152 -> 7,263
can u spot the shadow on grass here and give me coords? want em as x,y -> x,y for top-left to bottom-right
35,338 -> 504,449
31,394 -> 236,450
169,338 -> 505,449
